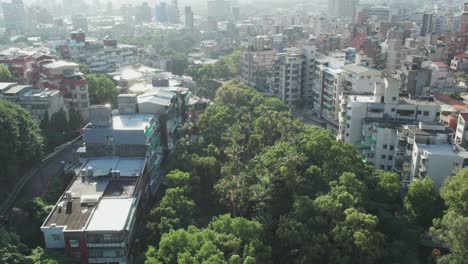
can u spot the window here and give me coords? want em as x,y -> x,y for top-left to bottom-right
388,155 -> 393,161
390,145 -> 394,151
80,86 -> 86,91
383,144 -> 387,149
346,133 -> 349,137
380,165 -> 385,170
436,112 -> 440,116
81,94 -> 87,100
105,136 -> 114,144
346,124 -> 350,128
423,111 -> 429,116
69,240 -> 79,248
387,166 -> 392,171
391,108 -> 395,112
381,155 -> 386,159
51,234 -> 61,241
417,110 -> 422,115
392,96 -> 396,101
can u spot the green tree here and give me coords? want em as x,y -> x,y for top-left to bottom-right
78,64 -> 91,74
146,188 -> 197,239
85,74 -> 118,107
0,100 -> 43,200
404,178 -> 444,228
0,64 -> 13,82
40,109 -> 71,151
29,247 -> 73,264
430,169 -> 468,263
145,215 -> 270,264
0,230 -> 32,264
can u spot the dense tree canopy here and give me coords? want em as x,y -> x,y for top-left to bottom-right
145,214 -> 271,264
85,74 -> 119,107
404,178 -> 444,228
141,80 -> 445,264
430,170 -> 468,264
40,109 -> 73,152
0,64 -> 13,82
0,230 -> 71,264
0,99 -> 43,200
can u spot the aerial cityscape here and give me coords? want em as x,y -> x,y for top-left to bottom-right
0,0 -> 467,263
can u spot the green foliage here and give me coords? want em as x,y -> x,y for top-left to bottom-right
29,247 -> 73,264
0,99 -> 43,199
85,74 -> 118,107
78,64 -> 91,74
430,169 -> 468,263
143,80 -> 438,264
404,178 -> 444,228
0,230 -> 72,264
42,171 -> 75,204
444,92 -> 462,101
40,109 -> 73,152
0,64 -> 13,82
206,50 -> 242,81
145,215 -> 271,264
146,187 -> 197,239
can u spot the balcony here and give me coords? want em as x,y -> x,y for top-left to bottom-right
87,242 -> 125,248
88,257 -> 126,263
419,163 -> 427,172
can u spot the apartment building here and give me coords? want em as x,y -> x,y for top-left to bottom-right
41,156 -> 146,264
0,83 -> 67,122
240,39 -> 276,90
313,53 -> 382,133
19,89 -> 68,122
42,102 -> 165,264
271,48 -> 305,108
393,122 -> 466,190
339,78 -> 441,171
40,61 -> 90,120
137,88 -> 186,154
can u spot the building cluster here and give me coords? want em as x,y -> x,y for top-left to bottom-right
1,0 -> 468,263
0,48 -> 89,120
40,69 -> 189,264
51,31 -> 142,73
235,1 -> 468,191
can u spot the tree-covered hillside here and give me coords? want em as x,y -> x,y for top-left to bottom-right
139,80 -> 465,264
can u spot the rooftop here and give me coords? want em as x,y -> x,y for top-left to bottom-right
42,157 -> 144,230
83,157 -> 145,178
3,84 -> 32,95
42,61 -> 79,70
112,114 -> 154,131
85,198 -> 135,232
399,97 -> 440,106
0,82 -> 17,92
342,64 -> 382,76
459,112 -> 468,121
23,89 -> 59,98
43,198 -> 94,231
137,89 -> 176,107
417,143 -> 459,156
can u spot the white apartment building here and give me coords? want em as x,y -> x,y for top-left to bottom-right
395,123 -> 453,187
339,78 -> 441,170
410,143 -> 463,189
312,52 -> 346,132
271,48 -> 305,108
20,89 -> 69,122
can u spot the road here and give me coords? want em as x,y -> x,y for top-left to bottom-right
0,138 -> 82,218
